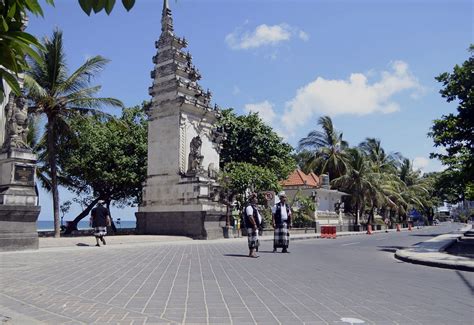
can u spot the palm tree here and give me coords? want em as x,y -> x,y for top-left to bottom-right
24,29 -> 123,238
396,158 -> 430,222
332,148 -> 377,225
358,138 -> 404,223
358,138 -> 398,174
298,116 -> 349,180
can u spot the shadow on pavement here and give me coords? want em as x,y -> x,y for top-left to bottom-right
409,234 -> 440,237
223,254 -> 251,258
378,246 -> 406,253
456,271 -> 474,295
76,243 -> 91,247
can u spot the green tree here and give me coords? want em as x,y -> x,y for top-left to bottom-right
217,108 -> 296,180
298,115 -> 350,180
358,138 -> 398,174
24,29 -> 123,237
0,0 -> 136,103
331,149 -> 372,225
358,138 -> 403,224
54,104 -> 147,233
78,0 -> 135,15
219,162 -> 281,208
0,0 -> 54,102
396,158 -> 430,221
429,44 -> 474,201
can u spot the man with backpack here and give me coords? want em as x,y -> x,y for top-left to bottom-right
244,192 -> 262,258
272,192 -> 292,253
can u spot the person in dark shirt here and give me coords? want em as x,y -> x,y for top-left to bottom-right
90,200 -> 110,247
272,192 -> 292,253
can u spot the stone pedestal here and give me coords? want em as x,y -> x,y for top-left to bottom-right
0,149 -> 40,251
0,149 -> 37,206
136,210 -> 226,239
0,205 -> 40,251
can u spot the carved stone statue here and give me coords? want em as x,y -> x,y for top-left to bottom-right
207,162 -> 218,179
2,94 -> 30,151
187,135 -> 203,174
211,127 -> 225,153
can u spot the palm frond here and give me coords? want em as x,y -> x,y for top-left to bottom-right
59,56 -> 110,94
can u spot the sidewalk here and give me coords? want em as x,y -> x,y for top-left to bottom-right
395,224 -> 474,271
36,225 -> 474,272
37,226 -> 414,249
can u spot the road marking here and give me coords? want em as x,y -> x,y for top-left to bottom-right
341,242 -> 360,246
341,317 -> 365,324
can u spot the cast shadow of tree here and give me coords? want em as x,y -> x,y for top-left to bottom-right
377,246 -> 406,253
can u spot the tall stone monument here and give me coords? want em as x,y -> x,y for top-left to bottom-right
136,0 -> 226,239
0,92 -> 40,251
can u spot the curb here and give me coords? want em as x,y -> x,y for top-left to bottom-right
394,229 -> 474,272
394,250 -> 474,272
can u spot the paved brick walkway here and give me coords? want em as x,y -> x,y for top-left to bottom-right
1,228 -> 472,324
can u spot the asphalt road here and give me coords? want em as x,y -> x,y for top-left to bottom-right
0,223 -> 472,324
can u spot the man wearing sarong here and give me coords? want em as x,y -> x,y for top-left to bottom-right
245,193 -> 262,258
90,200 -> 110,247
272,192 -> 292,253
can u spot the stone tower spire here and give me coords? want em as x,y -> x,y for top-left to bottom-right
149,0 -> 213,113
161,0 -> 173,33
137,0 -> 225,239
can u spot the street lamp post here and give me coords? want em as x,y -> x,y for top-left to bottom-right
312,191 -> 319,233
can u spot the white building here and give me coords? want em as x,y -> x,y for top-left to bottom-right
280,169 -> 354,230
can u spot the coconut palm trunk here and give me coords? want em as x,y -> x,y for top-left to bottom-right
47,117 -> 61,237
24,29 -> 123,238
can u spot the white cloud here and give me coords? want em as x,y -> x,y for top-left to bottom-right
232,86 -> 241,95
281,60 -> 423,134
413,157 -> 430,170
298,30 -> 309,41
225,23 -> 309,50
244,100 -> 276,125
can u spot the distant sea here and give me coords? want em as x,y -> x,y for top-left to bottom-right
37,220 -> 136,231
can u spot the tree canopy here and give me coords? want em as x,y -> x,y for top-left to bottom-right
298,115 -> 350,180
0,0 -> 54,102
0,0 -> 136,103
57,104 -> 147,206
217,108 -> 296,181
429,44 -> 474,201
55,104 -> 147,232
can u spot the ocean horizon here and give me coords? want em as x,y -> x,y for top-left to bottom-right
37,220 -> 136,231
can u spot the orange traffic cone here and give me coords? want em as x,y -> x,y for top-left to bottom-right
396,224 -> 401,232
408,223 -> 412,231
366,224 -> 373,235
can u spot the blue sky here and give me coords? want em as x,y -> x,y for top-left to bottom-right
29,0 -> 472,221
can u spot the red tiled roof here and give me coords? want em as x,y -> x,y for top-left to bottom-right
280,169 -> 320,187
308,172 -> 320,187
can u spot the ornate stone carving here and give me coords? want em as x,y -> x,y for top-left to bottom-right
211,126 -> 225,154
187,135 -> 203,175
2,94 -> 30,151
179,113 -> 187,173
208,163 -> 218,179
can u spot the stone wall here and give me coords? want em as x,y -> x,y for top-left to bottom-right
0,205 -> 40,251
136,210 -> 226,239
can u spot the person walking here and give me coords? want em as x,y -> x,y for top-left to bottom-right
245,193 -> 262,258
90,200 -> 111,247
272,192 -> 292,253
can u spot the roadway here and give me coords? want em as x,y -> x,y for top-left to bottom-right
0,223 -> 472,324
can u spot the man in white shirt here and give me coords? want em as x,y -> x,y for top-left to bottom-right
272,192 -> 292,253
245,193 -> 261,258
